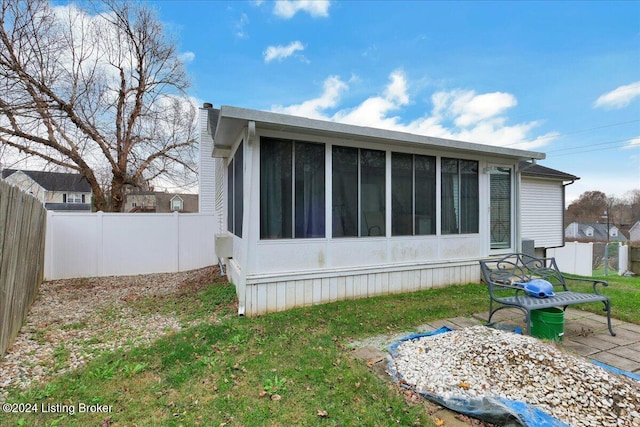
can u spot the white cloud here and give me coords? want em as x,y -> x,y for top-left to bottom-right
455,92 -> 517,127
271,70 -> 555,152
272,75 -> 347,119
333,70 -> 410,129
264,40 -> 304,63
273,0 -> 330,18
594,81 -> 640,109
178,51 -> 195,64
623,136 -> 640,150
234,12 -> 249,38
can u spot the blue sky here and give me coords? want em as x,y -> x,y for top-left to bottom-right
154,0 -> 639,204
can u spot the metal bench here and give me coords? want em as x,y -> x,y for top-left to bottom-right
479,253 -> 615,336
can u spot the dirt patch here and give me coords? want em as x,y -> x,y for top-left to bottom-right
0,266 -> 222,402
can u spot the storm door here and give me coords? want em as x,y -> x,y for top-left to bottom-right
489,167 -> 512,249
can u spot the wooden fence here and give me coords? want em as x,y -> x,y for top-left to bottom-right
629,246 -> 640,275
0,180 -> 47,357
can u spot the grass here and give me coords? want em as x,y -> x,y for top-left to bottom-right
565,273 -> 640,324
1,273 -> 637,427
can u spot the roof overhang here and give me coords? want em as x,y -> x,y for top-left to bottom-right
212,105 -> 546,161
519,161 -> 579,183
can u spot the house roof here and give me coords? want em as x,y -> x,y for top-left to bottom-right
519,161 -> 579,181
2,169 -> 91,192
211,105 -> 546,161
567,222 -> 628,242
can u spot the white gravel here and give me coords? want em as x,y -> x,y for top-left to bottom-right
390,326 -> 640,427
0,266 -> 220,403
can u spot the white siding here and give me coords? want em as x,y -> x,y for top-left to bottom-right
521,177 -> 564,248
3,172 -> 46,202
243,262 -> 478,316
198,108 -> 216,214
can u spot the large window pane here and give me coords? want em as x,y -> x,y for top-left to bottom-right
392,153 -> 436,236
260,138 -> 292,238
415,155 -> 436,235
227,159 -> 234,233
361,149 -> 386,236
441,158 -> 459,234
295,142 -> 325,238
441,158 -> 478,235
490,167 -> 511,249
460,160 -> 479,233
392,153 -> 413,236
332,146 -> 358,237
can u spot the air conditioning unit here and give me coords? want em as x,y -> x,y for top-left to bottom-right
215,234 -> 233,258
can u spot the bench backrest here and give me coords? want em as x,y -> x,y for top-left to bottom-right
480,253 -> 567,290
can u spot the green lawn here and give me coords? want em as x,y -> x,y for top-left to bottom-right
1,273 -> 637,427
565,273 -> 640,324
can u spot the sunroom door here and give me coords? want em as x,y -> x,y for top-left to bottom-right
489,167 -> 512,250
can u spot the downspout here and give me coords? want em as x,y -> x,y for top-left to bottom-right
561,178 -> 578,248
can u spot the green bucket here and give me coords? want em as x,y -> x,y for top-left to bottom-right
530,307 -> 565,341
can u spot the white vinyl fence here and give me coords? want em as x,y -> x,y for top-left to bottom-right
547,242 -> 593,276
547,241 -> 628,276
45,212 -> 217,280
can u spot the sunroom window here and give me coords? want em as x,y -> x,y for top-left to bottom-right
332,146 -> 386,237
260,137 -> 325,239
227,141 -> 243,237
441,158 -> 479,234
391,152 -> 436,236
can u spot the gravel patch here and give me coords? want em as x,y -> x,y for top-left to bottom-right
0,266 -> 221,403
390,326 -> 640,427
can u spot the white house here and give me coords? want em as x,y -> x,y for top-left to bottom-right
629,221 -> 640,242
520,162 -> 579,257
199,104 -> 551,316
1,169 -> 92,211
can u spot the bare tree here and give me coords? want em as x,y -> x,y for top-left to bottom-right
565,190 -> 611,225
0,0 -> 197,211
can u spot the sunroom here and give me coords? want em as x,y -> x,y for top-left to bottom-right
199,105 -> 545,316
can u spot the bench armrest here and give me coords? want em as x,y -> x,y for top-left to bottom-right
564,276 -> 609,295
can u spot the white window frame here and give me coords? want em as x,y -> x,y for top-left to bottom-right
67,193 -> 82,204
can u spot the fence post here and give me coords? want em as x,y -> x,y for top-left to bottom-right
175,211 -> 180,272
45,210 -> 53,280
619,243 -> 628,275
96,211 -> 104,277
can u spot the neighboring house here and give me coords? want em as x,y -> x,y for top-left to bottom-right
125,191 -> 199,213
1,169 -> 92,211
565,222 -> 627,242
629,221 -> 640,242
520,162 -> 579,258
199,104 -> 552,316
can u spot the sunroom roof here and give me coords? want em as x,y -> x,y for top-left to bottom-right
212,105 -> 546,161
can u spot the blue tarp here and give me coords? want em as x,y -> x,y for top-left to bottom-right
387,327 -> 570,427
591,359 -> 640,382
